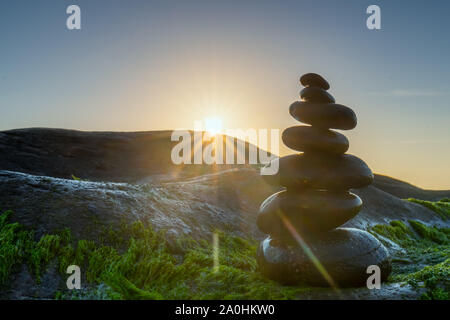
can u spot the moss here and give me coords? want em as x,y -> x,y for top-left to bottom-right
0,210 -> 30,284
0,211 -> 309,300
105,275 -> 164,300
370,218 -> 450,299
28,234 -> 62,281
408,220 -> 449,245
397,259 -> 450,300
407,198 -> 450,220
369,220 -> 414,245
2,206 -> 448,300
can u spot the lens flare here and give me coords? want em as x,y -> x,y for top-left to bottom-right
278,210 -> 341,295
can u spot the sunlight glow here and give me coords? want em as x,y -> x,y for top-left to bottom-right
204,117 -> 223,136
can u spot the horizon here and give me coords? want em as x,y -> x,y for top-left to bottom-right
1,0 -> 449,189
1,126 -> 446,192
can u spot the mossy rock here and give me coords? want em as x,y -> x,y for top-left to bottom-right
1,203 -> 449,300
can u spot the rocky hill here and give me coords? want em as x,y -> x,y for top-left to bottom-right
1,128 -> 448,239
0,128 -> 449,299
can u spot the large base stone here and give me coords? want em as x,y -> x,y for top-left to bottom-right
257,228 -> 391,287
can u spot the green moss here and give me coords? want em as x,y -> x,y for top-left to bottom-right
0,211 -> 309,300
409,220 -> 449,245
407,198 -> 450,220
0,210 -> 30,284
369,220 -> 414,245
2,206 -> 449,300
370,218 -> 450,299
397,259 -> 450,300
28,234 -> 62,281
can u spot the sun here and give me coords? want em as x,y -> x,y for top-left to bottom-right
204,117 -> 223,136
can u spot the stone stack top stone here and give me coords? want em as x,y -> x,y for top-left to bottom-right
300,73 -> 330,90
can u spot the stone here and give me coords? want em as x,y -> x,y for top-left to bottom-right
300,73 -> 330,90
289,101 -> 357,130
257,190 -> 362,238
256,73 -> 392,288
262,153 -> 374,189
282,126 -> 349,154
256,228 -> 392,287
300,87 -> 335,103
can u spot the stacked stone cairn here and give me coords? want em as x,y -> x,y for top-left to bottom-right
257,73 -> 391,287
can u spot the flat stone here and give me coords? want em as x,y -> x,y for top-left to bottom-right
257,190 -> 362,238
282,126 -> 349,154
257,228 -> 392,287
289,102 -> 357,130
261,153 -> 374,189
300,73 -> 330,90
300,87 -> 335,103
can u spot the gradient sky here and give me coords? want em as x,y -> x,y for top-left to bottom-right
1,0 -> 449,189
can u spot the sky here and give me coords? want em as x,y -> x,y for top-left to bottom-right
0,0 -> 449,189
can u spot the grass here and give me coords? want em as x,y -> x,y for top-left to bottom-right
407,198 -> 450,220
370,219 -> 449,300
0,211 -> 309,300
71,174 -> 81,181
0,210 -> 29,284
399,259 -> 449,300
1,197 -> 449,300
